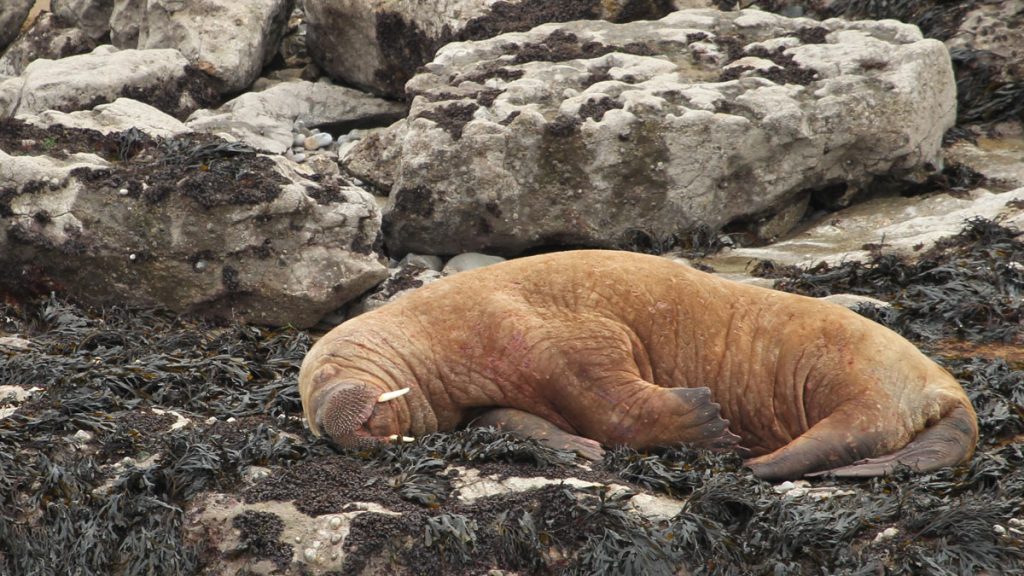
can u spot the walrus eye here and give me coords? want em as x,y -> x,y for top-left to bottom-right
378,387 -> 411,402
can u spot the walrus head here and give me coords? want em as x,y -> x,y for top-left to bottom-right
312,381 -> 413,449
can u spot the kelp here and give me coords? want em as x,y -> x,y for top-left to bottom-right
1,216 -> 1022,574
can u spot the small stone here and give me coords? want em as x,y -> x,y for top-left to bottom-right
329,517 -> 342,529
128,253 -> 137,261
194,260 -> 206,271
119,188 -> 130,195
205,416 -> 218,425
226,417 -> 236,423
303,548 -> 316,562
400,253 -> 443,272
293,133 -> 307,147
304,132 -> 333,150
330,532 -> 342,544
873,527 -> 900,542
773,481 -> 797,494
292,153 -> 306,163
72,430 -> 94,443
994,524 -> 1007,536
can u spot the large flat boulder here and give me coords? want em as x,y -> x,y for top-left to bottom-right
0,45 -> 216,119
345,9 -> 957,256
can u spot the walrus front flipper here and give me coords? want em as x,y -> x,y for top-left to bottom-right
470,408 -> 605,460
807,403 -> 978,478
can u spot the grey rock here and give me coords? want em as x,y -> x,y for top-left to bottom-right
348,9 -> 956,256
19,97 -> 191,138
345,265 -> 441,319
399,253 -> 443,272
304,0 -> 676,98
186,79 -> 407,153
109,0 -> 145,48
136,0 -> 296,94
0,12 -> 97,76
0,147 -> 388,328
0,0 -> 34,51
52,0 -> 114,40
2,45 -> 210,118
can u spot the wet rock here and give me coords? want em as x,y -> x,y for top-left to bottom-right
0,44 -> 214,119
0,126 -> 388,328
345,264 -> 442,319
129,0 -> 296,94
707,187 -> 1024,271
0,0 -> 35,51
0,12 -> 97,76
348,9 -> 956,256
304,0 -> 677,99
186,79 -> 406,154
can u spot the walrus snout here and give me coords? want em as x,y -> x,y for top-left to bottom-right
313,382 -> 412,448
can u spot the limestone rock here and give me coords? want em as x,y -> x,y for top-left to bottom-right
187,80 -> 407,154
110,0 -> 145,48
1,45 -> 215,119
52,0 -> 115,41
0,0 -> 35,51
20,97 -> 191,138
346,9 -> 957,256
0,133 -> 388,328
0,12 -> 97,76
135,0 -> 296,94
304,0 -> 676,98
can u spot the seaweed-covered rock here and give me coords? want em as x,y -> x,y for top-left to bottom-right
187,79 -> 407,154
0,120 -> 387,328
347,9 -> 956,256
304,0 -> 677,98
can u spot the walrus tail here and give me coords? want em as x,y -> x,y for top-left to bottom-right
809,403 -> 979,478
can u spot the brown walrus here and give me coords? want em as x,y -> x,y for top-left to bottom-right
299,250 -> 978,480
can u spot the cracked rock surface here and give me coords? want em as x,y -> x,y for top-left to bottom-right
346,8 -> 957,256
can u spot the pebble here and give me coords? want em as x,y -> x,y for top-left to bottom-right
119,188 -> 129,196
329,517 -> 342,529
400,253 -> 444,272
72,430 -> 94,443
994,524 -> 1007,536
291,152 -> 307,163
873,527 -> 899,542
303,548 -> 316,562
293,133 -> 307,147
304,132 -> 333,150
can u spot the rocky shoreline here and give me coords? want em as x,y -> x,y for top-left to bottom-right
1,1 -> 1023,574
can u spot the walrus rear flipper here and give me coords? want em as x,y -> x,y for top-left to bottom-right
471,408 -> 605,460
808,403 -> 978,478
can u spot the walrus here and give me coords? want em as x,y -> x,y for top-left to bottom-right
299,250 -> 978,480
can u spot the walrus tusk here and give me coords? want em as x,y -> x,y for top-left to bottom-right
378,387 -> 411,402
388,434 -> 416,443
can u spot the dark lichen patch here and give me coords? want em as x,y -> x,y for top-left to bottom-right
578,95 -> 623,122
511,30 -> 615,65
390,185 -> 437,219
727,45 -> 820,85
375,11 -> 451,99
461,0 -> 601,42
544,114 -> 582,137
415,102 -> 479,140
120,64 -> 219,120
794,25 -> 829,45
233,510 -> 293,569
0,117 -> 152,161
456,61 -> 525,85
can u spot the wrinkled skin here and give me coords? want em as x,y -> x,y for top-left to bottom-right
299,250 -> 978,480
